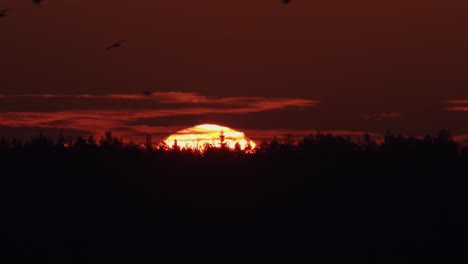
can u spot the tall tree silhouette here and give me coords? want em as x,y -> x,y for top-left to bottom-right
219,130 -> 227,149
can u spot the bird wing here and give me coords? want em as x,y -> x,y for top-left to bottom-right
105,40 -> 127,50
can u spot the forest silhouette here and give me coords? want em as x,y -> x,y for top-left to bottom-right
1,129 -> 467,263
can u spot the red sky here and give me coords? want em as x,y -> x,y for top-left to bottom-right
1,0 -> 468,143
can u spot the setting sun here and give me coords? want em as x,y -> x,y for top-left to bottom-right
164,124 -> 256,151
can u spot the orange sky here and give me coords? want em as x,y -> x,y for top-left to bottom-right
1,1 -> 468,143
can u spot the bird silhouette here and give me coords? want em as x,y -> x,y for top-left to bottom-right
143,90 -> 153,96
106,40 -> 127,51
282,0 -> 292,4
0,9 -> 9,18
33,0 -> 44,7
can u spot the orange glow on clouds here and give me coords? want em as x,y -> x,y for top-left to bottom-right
0,92 -> 319,142
445,100 -> 468,112
164,124 -> 256,151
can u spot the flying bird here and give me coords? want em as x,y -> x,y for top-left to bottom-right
282,0 -> 292,4
143,90 -> 153,96
33,0 -> 44,7
106,40 -> 127,51
0,9 -> 9,18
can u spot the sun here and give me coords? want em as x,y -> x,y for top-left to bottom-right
164,124 -> 256,151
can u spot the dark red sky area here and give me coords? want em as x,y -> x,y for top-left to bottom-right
1,0 -> 468,143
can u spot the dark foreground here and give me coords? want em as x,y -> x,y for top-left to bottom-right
1,132 -> 467,263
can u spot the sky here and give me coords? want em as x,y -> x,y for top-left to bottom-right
1,0 -> 468,144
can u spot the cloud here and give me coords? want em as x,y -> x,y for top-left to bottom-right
0,93 -> 317,112
446,107 -> 468,111
0,92 -> 319,142
444,100 -> 468,111
445,100 -> 468,105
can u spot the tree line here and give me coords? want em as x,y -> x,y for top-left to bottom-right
0,128 -> 467,263
0,128 -> 464,155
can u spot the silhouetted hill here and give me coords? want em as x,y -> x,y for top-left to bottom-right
0,130 -> 467,263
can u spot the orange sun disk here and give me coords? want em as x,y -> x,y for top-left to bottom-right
164,124 -> 256,151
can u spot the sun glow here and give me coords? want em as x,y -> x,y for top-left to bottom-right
164,124 -> 256,151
